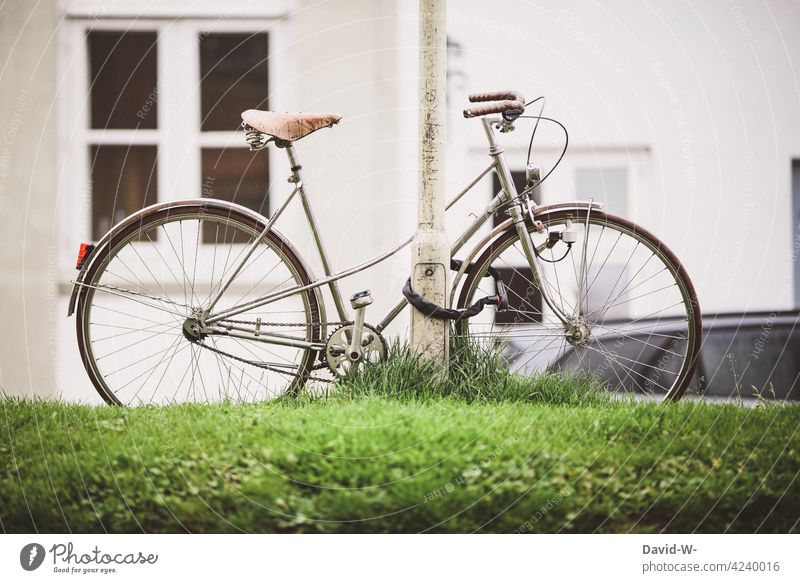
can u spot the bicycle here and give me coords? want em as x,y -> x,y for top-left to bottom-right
68,90 -> 702,405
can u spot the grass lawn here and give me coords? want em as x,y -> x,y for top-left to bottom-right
1,346 -> 798,533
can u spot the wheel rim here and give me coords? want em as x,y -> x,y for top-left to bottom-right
457,211 -> 700,401
78,207 -> 319,405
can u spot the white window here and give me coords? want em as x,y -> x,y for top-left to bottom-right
57,9 -> 288,282
480,146 -> 650,323
574,167 -> 628,215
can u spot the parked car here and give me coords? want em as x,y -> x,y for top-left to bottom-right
686,311 -> 800,400
527,311 -> 800,401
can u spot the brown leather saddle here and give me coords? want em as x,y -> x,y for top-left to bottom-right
241,110 -> 342,142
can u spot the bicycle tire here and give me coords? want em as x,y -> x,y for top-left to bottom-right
75,200 -> 322,405
456,209 -> 702,401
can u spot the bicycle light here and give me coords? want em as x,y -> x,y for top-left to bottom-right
561,219 -> 578,244
525,164 -> 541,188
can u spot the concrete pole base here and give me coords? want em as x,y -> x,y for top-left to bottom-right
410,228 -> 450,363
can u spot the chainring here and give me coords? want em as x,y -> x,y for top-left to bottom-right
325,322 -> 388,378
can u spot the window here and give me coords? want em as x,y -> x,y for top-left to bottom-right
199,32 -> 270,222
201,148 -> 269,242
88,30 -> 159,238
489,170 -> 543,324
491,170 -> 541,227
200,33 -> 269,131
574,167 -> 629,320
574,167 -> 627,215
493,266 -> 542,324
89,31 -> 158,130
91,145 -> 158,237
78,24 -> 270,241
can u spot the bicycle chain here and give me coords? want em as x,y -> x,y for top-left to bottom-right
197,319 -> 351,383
221,318 -> 349,328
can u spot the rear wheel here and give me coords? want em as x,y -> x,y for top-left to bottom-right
76,201 -> 322,405
456,208 -> 701,401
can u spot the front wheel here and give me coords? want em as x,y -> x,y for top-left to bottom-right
456,208 -> 701,401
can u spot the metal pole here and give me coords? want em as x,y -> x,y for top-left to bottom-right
410,0 -> 449,364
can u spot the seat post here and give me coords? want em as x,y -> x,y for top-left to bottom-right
284,141 -> 302,182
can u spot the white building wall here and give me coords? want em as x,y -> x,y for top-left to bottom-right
275,0 -> 418,338
444,0 -> 800,314
1,0 -> 798,400
0,0 -> 58,399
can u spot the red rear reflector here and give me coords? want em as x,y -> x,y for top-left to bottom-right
76,243 -> 95,270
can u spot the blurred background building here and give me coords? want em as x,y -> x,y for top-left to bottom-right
1,0 -> 799,401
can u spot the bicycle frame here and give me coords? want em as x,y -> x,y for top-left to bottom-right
202,117 -> 574,349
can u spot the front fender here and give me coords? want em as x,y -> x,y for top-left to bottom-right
448,200 -> 604,306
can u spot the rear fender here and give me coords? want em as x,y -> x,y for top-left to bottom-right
67,199 -> 326,330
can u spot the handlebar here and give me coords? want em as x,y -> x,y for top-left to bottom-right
463,90 -> 526,118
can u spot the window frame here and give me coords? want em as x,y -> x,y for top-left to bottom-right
56,16 -> 289,284
478,146 -> 650,215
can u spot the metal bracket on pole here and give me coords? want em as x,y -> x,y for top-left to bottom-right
411,0 -> 449,365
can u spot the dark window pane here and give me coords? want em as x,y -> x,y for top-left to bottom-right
200,33 -> 269,131
201,148 -> 268,242
492,170 -> 540,227
89,31 -> 158,129
494,265 -> 542,324
91,145 -> 158,238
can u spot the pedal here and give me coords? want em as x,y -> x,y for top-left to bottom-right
350,290 -> 373,309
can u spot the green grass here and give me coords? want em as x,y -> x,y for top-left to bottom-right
1,343 -> 798,533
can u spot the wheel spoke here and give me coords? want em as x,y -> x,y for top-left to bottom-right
461,210 -> 698,401
79,208 -> 318,405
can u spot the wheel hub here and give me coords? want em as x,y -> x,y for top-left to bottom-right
565,318 -> 591,346
182,317 -> 206,342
